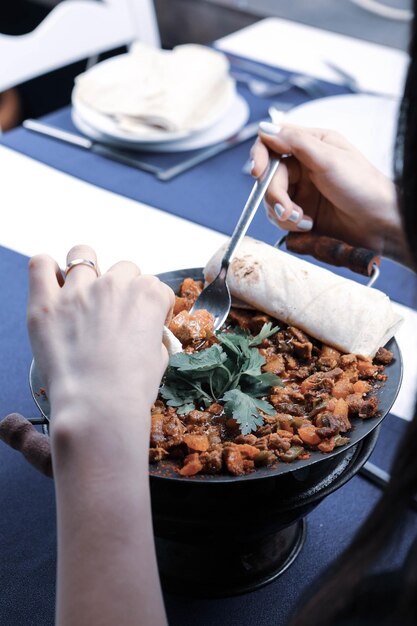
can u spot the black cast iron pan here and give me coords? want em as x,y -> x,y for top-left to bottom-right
29,266 -> 403,484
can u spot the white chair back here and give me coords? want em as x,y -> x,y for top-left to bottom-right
0,0 -> 160,91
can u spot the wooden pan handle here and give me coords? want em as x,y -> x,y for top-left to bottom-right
0,413 -> 53,478
285,233 -> 380,277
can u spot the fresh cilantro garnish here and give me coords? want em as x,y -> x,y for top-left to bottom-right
249,322 -> 280,346
169,344 -> 227,372
222,389 -> 276,435
159,323 -> 282,434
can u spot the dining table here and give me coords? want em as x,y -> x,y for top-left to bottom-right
1,17 -> 417,626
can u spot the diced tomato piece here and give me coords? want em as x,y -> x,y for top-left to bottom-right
298,425 -> 321,446
173,296 -> 192,315
332,379 -> 354,399
333,398 -> 349,420
353,380 -> 371,395
276,429 -> 294,439
183,434 -> 210,452
178,453 -> 203,476
179,278 -> 203,300
238,444 -> 260,460
357,358 -> 378,378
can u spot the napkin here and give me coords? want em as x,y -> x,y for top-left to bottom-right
74,43 -> 235,135
204,238 -> 403,357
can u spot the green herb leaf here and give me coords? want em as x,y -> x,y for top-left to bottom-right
240,348 -> 266,377
169,344 -> 226,372
208,366 -> 232,398
249,322 -> 280,346
222,389 -> 266,435
241,372 -> 283,397
217,331 -> 252,357
160,322 -> 280,435
177,402 -> 198,415
251,397 -> 276,415
160,381 -> 201,407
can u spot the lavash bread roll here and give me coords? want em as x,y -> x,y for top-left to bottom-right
204,237 -> 403,357
163,326 -> 183,355
74,43 -> 234,134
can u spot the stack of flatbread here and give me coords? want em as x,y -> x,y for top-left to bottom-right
204,238 -> 403,357
73,43 -> 235,135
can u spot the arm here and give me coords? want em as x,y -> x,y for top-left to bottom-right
28,245 -> 174,626
52,405 -> 166,626
251,122 -> 413,269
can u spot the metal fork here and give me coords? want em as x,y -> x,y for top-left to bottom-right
234,72 -> 327,99
324,60 -> 362,93
190,155 -> 285,330
324,60 -> 397,100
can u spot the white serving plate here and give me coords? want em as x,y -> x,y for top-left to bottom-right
280,93 -> 401,178
72,92 -> 250,153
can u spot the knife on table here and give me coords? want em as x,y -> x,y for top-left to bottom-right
224,54 -> 287,83
156,120 -> 261,181
22,119 -> 163,175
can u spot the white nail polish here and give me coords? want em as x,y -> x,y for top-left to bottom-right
298,218 -> 313,231
250,159 -> 255,173
274,203 -> 285,218
259,121 -> 281,136
288,210 -> 300,223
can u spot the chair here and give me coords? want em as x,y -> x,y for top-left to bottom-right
0,0 -> 160,92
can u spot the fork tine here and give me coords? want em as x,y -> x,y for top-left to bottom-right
324,60 -> 360,92
292,76 -> 327,98
251,75 -> 325,99
251,80 -> 291,98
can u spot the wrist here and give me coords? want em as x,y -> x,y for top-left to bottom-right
49,391 -> 152,475
48,373 -> 157,424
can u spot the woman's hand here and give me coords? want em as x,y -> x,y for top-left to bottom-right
252,122 -> 409,264
27,245 -> 172,626
28,244 -> 174,431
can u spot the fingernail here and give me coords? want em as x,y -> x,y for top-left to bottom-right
274,203 -> 285,218
298,218 -> 313,231
259,121 -> 281,136
288,210 -> 300,223
250,159 -> 255,173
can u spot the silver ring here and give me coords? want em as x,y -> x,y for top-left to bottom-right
65,258 -> 99,278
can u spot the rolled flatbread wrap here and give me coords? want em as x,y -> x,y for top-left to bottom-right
204,238 -> 403,357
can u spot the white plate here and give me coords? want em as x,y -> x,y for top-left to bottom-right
72,95 -> 189,143
72,52 -> 236,144
72,93 -> 250,153
72,82 -> 235,144
281,94 -> 401,178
